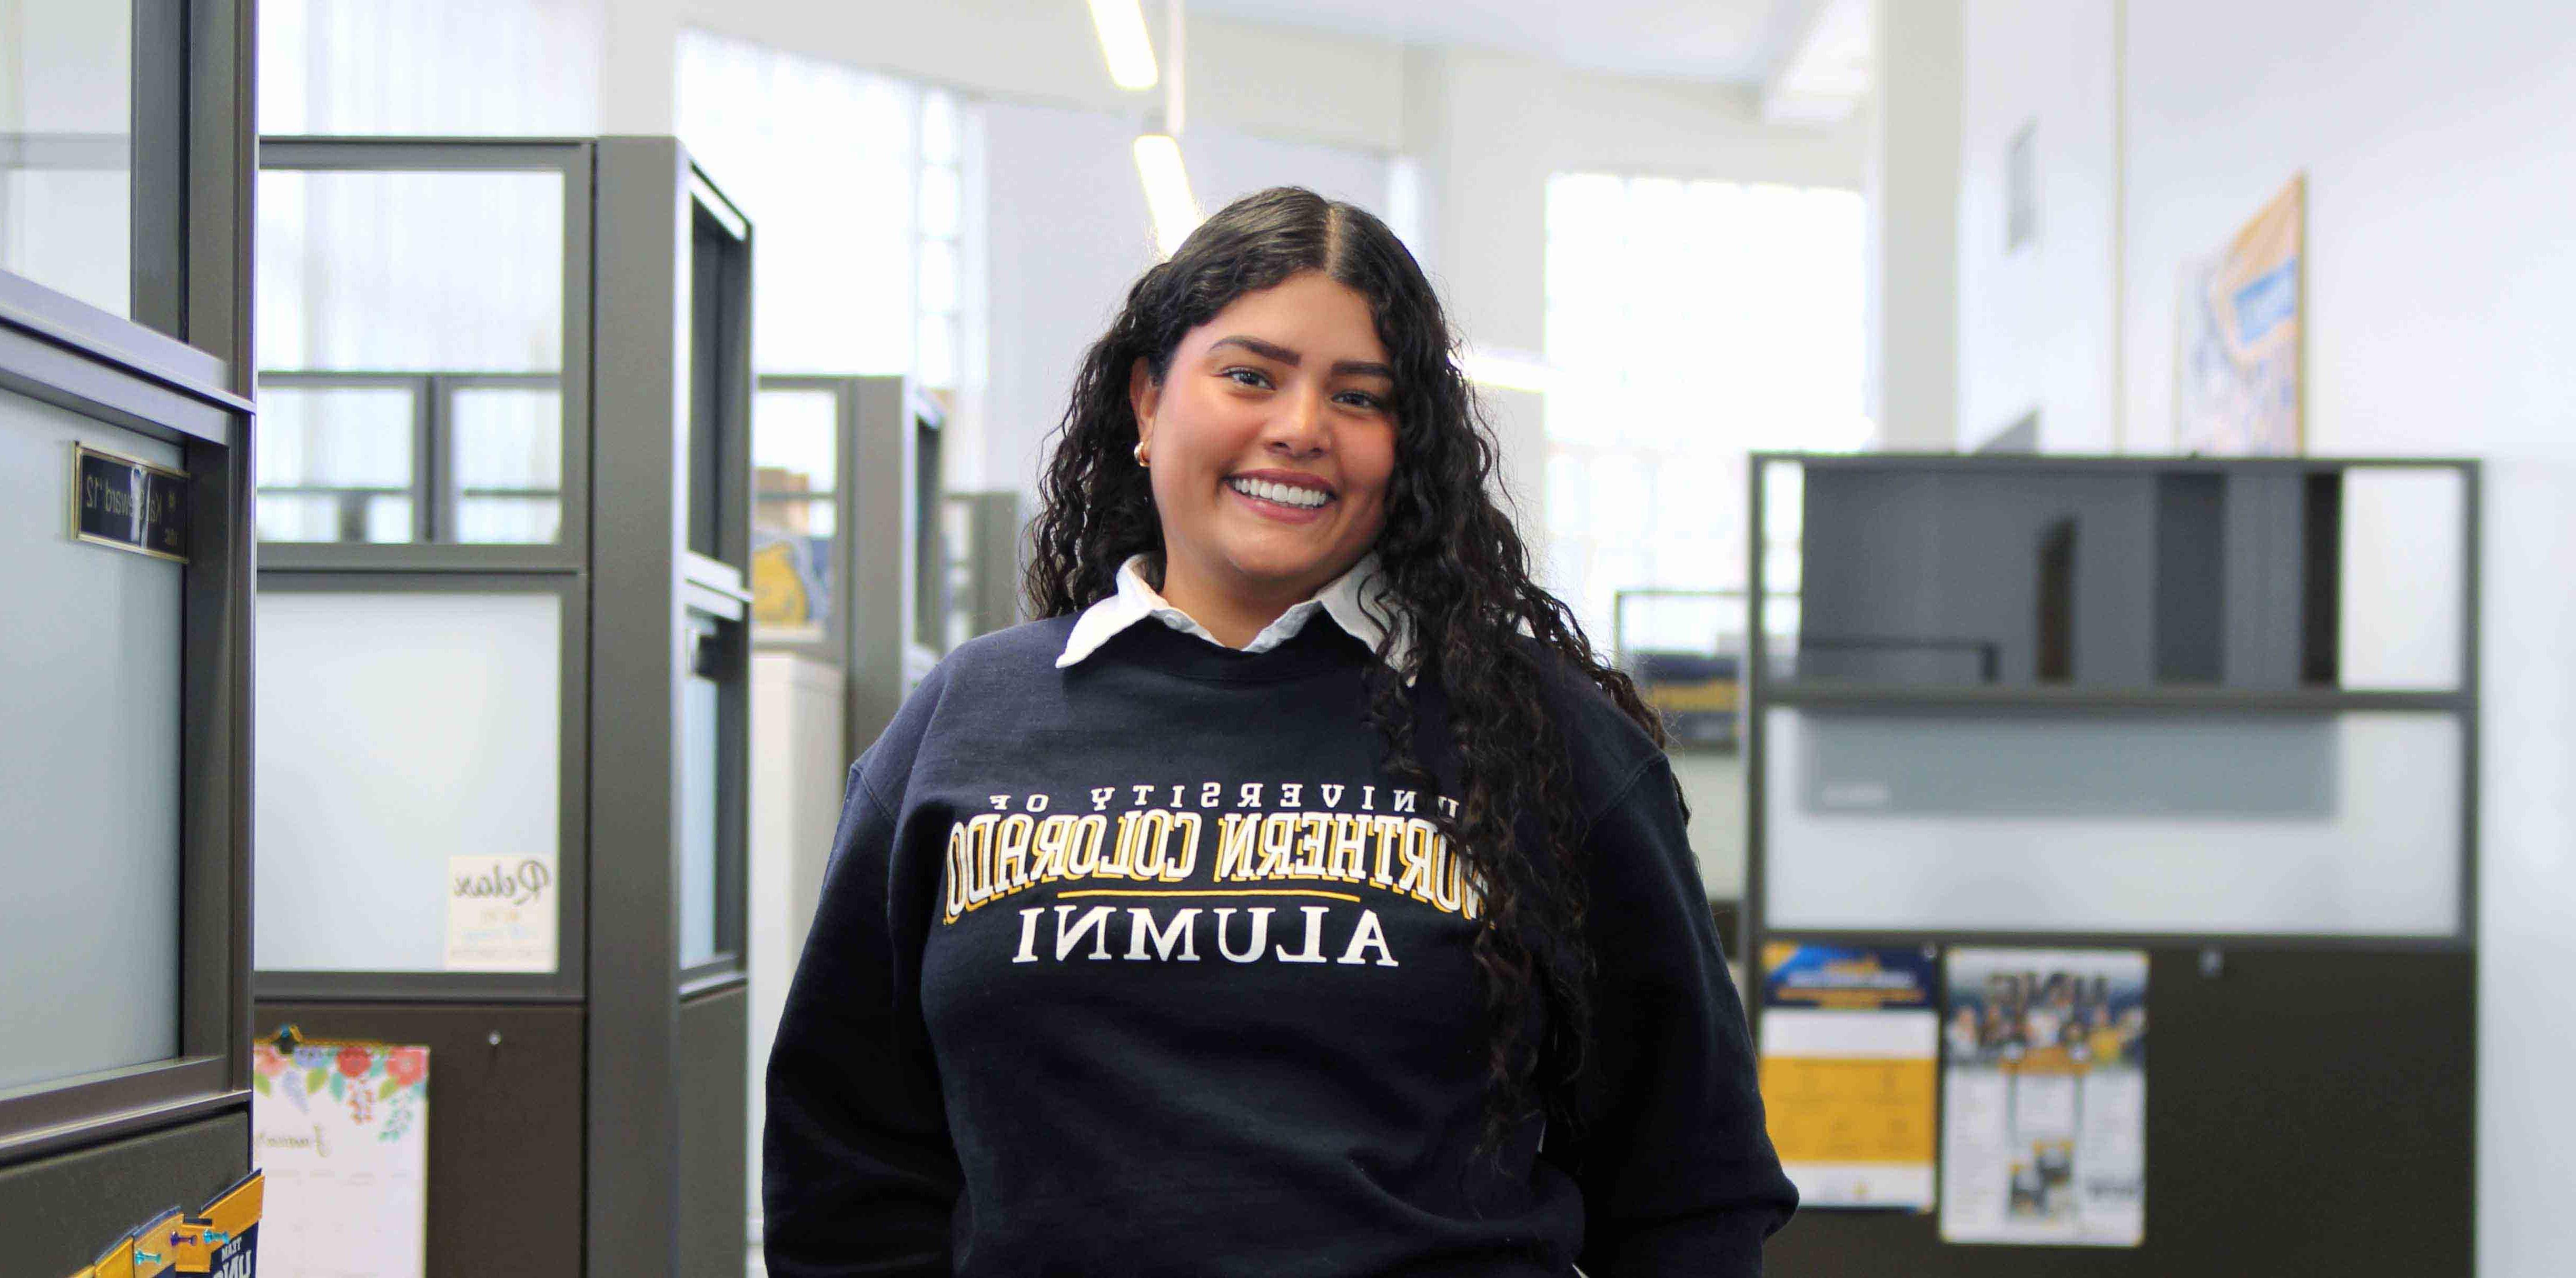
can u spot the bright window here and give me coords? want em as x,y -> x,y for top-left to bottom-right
678,28 -> 970,388
1542,173 -> 1869,655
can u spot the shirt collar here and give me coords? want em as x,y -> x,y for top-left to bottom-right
1056,551 -> 1413,683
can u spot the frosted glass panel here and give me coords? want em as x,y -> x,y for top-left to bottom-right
0,389 -> 181,1089
1,0 -> 133,315
1763,707 -> 2460,936
451,383 -> 563,543
254,590 -> 561,973
2340,467 -> 2464,690
255,383 -> 417,543
256,167 -> 562,373
679,660 -> 721,966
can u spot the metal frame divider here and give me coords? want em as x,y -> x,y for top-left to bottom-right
1742,451 -> 2483,962
0,296 -> 256,1163
1741,450 -> 2483,1274
851,374 -> 942,761
750,373 -> 862,667
255,138 -> 596,576
250,140 -> 598,1009
255,369 -> 567,543
0,1 -> 258,1256
248,134 -> 758,1277
250,570 -> 594,1005
589,136 -> 755,1278
748,373 -> 947,764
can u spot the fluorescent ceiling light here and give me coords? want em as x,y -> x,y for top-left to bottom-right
1460,347 -> 1557,394
1133,133 -> 1200,257
1090,0 -> 1158,91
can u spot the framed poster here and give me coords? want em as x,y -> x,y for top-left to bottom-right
2177,175 -> 2304,455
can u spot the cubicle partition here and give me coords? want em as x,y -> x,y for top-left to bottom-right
249,136 -> 755,1278
0,4 -> 261,1271
1746,453 -> 2478,1275
749,373 -> 969,758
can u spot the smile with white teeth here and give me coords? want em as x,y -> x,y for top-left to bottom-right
1227,476 -> 1332,509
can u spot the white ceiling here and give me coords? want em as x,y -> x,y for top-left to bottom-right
1188,0 -> 1821,85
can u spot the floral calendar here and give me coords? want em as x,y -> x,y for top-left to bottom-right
251,1039 -> 430,1277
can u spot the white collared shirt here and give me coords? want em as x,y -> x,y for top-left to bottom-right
1055,551 -> 1414,683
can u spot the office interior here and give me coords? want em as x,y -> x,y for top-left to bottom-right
0,1 -> 2564,1275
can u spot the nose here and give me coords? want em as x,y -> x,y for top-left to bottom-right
1264,384 -> 1329,457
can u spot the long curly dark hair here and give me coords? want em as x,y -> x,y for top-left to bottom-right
1023,186 -> 1670,1156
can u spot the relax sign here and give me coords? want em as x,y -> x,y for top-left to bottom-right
445,855 -> 557,972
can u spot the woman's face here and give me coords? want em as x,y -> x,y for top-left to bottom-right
1131,270 -> 1398,606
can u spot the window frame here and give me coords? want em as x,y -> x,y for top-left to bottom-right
675,165 -> 755,988
748,374 -> 859,662
252,138 -> 595,574
249,570 -> 594,1004
254,370 -> 567,545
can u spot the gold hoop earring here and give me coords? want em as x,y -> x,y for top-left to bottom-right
1133,441 -> 1150,467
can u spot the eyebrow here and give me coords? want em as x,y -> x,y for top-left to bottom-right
1209,335 -> 1395,381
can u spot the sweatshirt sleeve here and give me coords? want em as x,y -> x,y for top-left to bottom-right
762,763 -> 960,1276
1562,756 -> 1798,1276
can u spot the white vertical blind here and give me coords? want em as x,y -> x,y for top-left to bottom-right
258,0 -> 605,136
677,27 -> 947,381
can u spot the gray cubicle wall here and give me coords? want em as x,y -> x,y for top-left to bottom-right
0,2 -> 260,1269
749,373 -> 952,763
250,136 -> 754,1278
1744,453 -> 2478,1276
592,137 -> 756,1278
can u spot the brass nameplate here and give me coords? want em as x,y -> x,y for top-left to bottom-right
73,444 -> 189,563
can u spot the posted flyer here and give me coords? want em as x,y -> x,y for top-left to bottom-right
1757,943 -> 1941,1209
445,854 -> 558,972
252,1041 -> 430,1277
1938,948 -> 2147,1246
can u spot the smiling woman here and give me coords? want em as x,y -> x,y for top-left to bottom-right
761,187 -> 1797,1277
1130,271 -> 1399,643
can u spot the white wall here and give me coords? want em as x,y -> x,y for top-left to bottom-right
1956,0 -> 2117,452
1399,43 -> 1870,534
1951,3 -> 2576,1270
1866,0 -> 1961,451
978,102 -> 1398,509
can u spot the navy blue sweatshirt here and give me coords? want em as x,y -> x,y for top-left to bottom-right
763,613 -> 1795,1276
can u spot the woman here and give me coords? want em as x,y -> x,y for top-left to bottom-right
764,187 -> 1795,1276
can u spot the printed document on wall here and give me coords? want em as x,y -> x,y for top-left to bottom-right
252,1039 -> 431,1277
1757,943 -> 1940,1209
1938,948 -> 2146,1246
